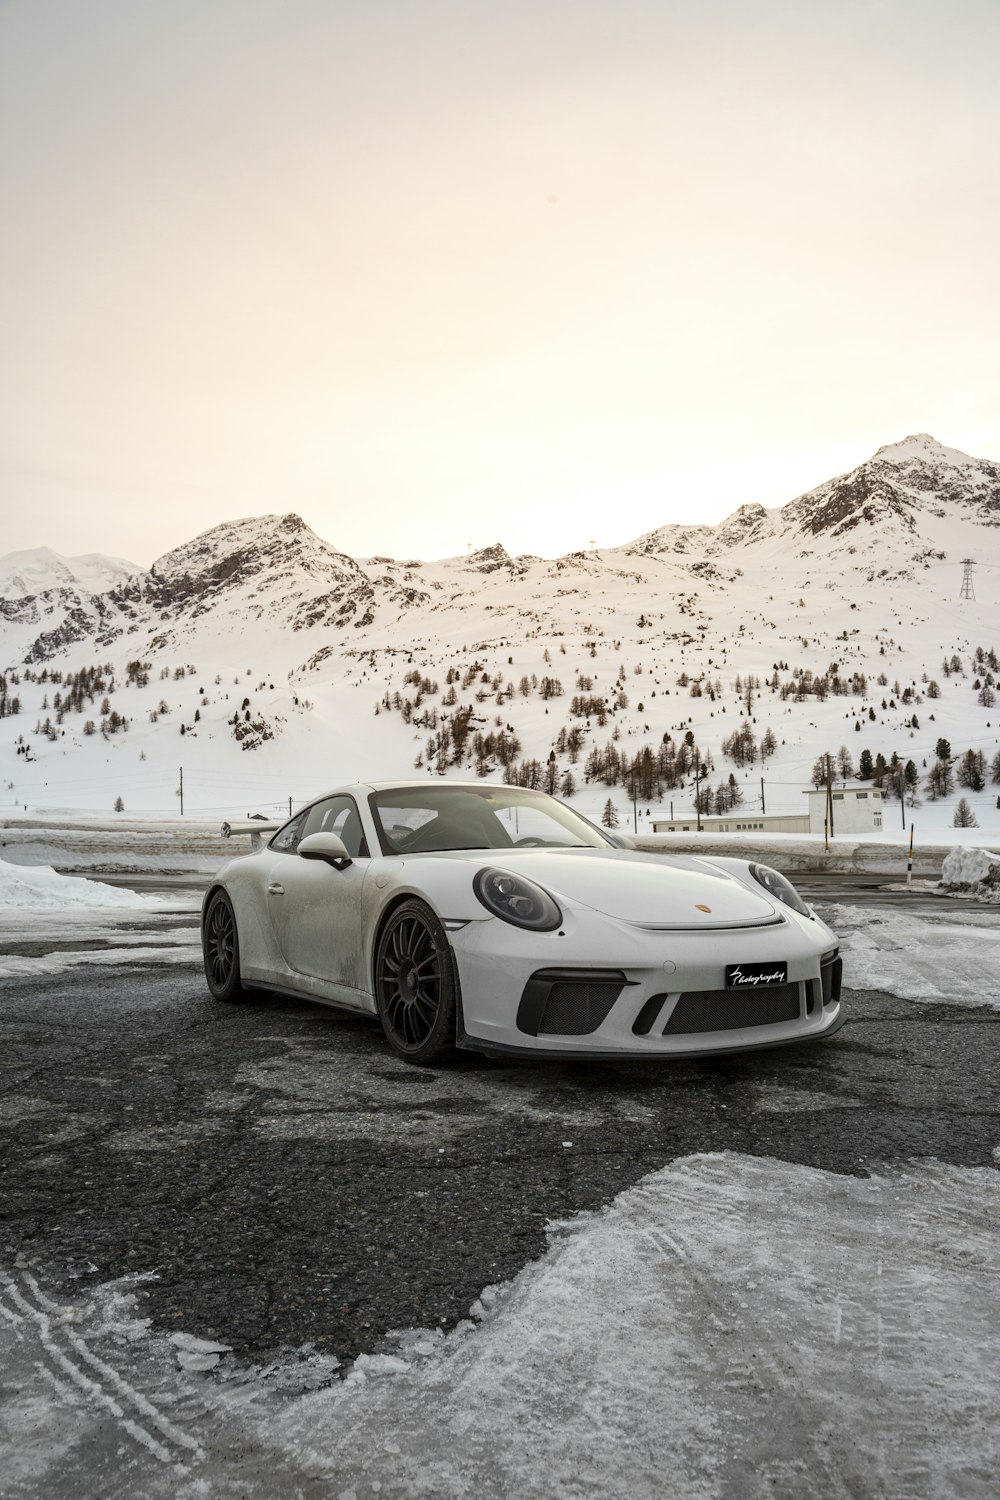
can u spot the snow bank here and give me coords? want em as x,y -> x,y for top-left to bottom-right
1,815 -> 234,875
818,902 -> 1000,1006
0,858 -> 163,910
941,845 -> 1000,894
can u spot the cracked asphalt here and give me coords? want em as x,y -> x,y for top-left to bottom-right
2,944 -> 999,1373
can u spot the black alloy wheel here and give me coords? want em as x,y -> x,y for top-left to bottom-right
203,890 -> 251,1002
374,899 -> 457,1065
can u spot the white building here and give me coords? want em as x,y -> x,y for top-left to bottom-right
651,786 -> 883,836
803,785 -> 883,834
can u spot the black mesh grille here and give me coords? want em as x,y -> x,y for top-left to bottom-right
662,983 -> 802,1035
538,981 -> 622,1036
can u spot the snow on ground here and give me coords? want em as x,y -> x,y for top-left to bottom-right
248,1154 -> 1000,1500
3,1153 -> 1000,1499
0,858 -> 200,975
0,942 -> 201,980
0,857 -> 165,910
817,902 -> 1000,1007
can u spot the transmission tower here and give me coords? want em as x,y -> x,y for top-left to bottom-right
959,558 -> 976,600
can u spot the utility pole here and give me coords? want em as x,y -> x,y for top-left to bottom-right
178,766 -> 184,817
898,765 -> 906,829
632,783 -> 637,834
693,757 -> 710,833
760,777 -> 766,815
959,559 -> 976,600
695,754 -> 702,833
825,754 -> 834,838
289,796 -> 293,817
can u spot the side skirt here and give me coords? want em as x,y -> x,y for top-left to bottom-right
243,978 -> 378,1019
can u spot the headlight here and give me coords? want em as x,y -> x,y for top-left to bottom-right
748,863 -> 811,917
473,867 -> 562,931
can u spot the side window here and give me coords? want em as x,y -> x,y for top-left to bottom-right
300,796 -> 369,858
269,811 -> 307,854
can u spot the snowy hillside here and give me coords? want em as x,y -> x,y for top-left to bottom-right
1,435 -> 998,835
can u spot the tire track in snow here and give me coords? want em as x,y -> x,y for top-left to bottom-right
1,1269 -> 204,1470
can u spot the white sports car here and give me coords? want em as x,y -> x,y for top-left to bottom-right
203,781 -> 844,1065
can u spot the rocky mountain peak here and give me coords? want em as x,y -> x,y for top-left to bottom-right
151,512 -> 341,581
871,434 -> 975,468
465,542 -> 515,574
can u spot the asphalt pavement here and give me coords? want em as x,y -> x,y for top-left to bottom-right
2,955 -> 998,1372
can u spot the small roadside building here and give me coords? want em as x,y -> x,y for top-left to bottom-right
651,786 -> 883,836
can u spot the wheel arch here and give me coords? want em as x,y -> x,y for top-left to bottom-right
369,890 -> 465,1047
369,889 -> 439,992
201,881 -> 230,933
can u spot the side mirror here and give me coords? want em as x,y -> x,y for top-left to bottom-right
298,831 -> 352,870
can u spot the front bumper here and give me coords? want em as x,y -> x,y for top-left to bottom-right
450,906 -> 844,1059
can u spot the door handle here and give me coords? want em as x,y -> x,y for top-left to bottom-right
267,882 -> 285,896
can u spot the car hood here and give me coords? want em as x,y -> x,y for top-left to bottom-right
424,848 -> 781,929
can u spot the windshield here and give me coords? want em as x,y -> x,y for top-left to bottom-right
368,785 -> 612,855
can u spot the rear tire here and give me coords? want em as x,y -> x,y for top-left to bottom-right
203,890 -> 253,1002
374,899 -> 457,1065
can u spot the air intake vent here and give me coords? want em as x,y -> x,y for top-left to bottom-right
663,983 -> 801,1035
516,969 -> 627,1037
820,953 -> 842,1007
538,981 -> 622,1036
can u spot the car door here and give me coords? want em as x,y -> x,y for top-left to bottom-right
266,795 -> 371,999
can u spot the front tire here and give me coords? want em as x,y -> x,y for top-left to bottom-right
374,899 -> 456,1065
203,890 -> 253,1002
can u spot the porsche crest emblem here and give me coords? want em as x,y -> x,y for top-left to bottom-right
695,904 -> 712,913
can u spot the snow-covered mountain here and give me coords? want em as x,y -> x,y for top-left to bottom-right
1,435 -> 998,829
0,546 -> 139,599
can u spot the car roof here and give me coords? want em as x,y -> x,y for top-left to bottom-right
312,780 -> 528,799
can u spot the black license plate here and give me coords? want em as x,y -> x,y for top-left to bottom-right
725,961 -> 788,989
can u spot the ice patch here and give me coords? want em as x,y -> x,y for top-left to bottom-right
170,1332 -> 233,1372
0,944 -> 201,978
253,1153 -> 1000,1499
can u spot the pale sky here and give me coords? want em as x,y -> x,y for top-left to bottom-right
2,0 -> 999,566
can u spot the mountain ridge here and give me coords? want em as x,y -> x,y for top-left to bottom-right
1,433 -> 998,828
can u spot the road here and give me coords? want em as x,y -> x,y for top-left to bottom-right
2,883 -> 999,1498
3,955 -> 997,1366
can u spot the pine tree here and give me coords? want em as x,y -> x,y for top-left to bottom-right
957,749 -> 986,792
953,798 -> 978,828
601,798 -> 619,829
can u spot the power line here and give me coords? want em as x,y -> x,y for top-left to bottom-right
959,559 -> 976,601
